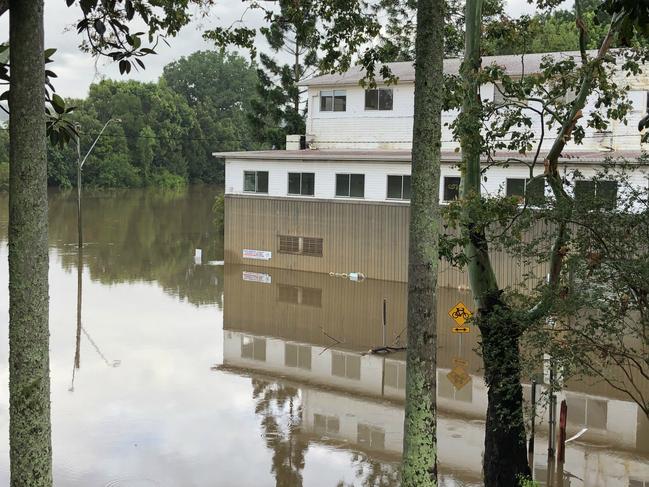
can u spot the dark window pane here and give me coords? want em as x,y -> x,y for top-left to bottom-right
279,235 -> 300,253
285,343 -> 298,367
288,173 -> 301,194
336,174 -> 350,197
526,178 -> 546,206
379,89 -> 393,110
597,180 -> 617,209
334,90 -> 346,112
506,178 -> 525,199
301,172 -> 315,196
320,91 -> 333,111
332,352 -> 345,377
444,177 -> 461,201
365,89 -> 378,110
403,175 -> 411,199
575,180 -> 596,206
256,171 -> 268,193
302,237 -> 323,257
387,175 -> 402,199
244,171 -> 256,192
350,174 -> 365,198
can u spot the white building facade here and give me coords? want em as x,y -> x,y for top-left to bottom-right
217,51 -> 649,280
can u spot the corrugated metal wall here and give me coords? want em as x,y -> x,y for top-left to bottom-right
225,195 -> 549,287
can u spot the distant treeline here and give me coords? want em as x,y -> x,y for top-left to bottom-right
0,50 -> 268,190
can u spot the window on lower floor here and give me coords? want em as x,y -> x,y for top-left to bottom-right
278,235 -> 323,257
443,176 -> 461,202
384,360 -> 406,390
285,343 -> 312,370
506,178 -> 546,205
314,414 -> 340,435
288,172 -> 315,196
358,424 -> 386,450
241,336 -> 266,362
331,351 -> 361,380
566,394 -> 608,430
575,180 -> 618,210
387,175 -> 411,200
336,173 -> 365,198
243,170 -> 268,193
277,284 -> 323,307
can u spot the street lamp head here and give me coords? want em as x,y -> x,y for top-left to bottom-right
113,118 -> 122,123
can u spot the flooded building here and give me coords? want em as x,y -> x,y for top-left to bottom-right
216,51 -> 649,282
221,265 -> 649,486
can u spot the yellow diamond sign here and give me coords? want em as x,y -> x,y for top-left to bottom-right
447,364 -> 471,390
448,301 -> 472,326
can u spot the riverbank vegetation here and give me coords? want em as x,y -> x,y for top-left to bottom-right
1,50 -> 261,190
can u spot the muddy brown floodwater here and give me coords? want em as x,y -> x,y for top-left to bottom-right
0,186 -> 646,486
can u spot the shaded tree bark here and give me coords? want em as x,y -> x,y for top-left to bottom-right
457,1 -> 530,485
401,0 -> 445,485
8,1 -> 53,486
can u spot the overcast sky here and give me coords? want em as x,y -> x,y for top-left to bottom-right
0,0 -> 572,98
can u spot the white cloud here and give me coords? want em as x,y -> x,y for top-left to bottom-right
0,0 -> 576,99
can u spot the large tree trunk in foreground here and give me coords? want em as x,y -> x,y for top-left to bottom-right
401,0 -> 445,485
458,1 -> 529,485
8,1 -> 53,486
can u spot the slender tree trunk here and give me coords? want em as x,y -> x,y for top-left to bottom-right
401,0 -> 444,485
8,2 -> 53,486
458,1 -> 530,485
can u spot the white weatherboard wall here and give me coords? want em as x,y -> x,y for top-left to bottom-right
225,159 -> 411,202
306,83 -> 649,152
225,158 -> 649,205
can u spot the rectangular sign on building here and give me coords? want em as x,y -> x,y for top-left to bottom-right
242,271 -> 272,284
242,249 -> 272,260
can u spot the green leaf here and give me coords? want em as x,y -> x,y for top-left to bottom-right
51,94 -> 65,115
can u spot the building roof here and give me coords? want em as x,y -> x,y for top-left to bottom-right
301,51 -> 597,87
213,149 -> 644,165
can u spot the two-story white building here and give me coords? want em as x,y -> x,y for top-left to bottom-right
215,51 -> 649,282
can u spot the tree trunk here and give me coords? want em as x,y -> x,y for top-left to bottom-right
458,1 -> 530,485
8,1 -> 53,486
401,0 -> 445,485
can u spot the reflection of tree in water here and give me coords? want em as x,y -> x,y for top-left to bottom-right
337,452 -> 400,487
0,187 -> 225,307
252,378 -> 309,487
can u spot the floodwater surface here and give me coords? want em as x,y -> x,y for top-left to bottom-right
0,186 -> 647,486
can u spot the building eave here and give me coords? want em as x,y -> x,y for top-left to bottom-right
213,149 -> 647,165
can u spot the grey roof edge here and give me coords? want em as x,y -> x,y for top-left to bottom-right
212,149 -> 647,165
300,50 -> 601,87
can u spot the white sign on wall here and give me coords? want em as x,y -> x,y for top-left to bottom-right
242,249 -> 272,260
242,271 -> 272,284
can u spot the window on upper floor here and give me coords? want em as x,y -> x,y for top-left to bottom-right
575,180 -> 618,210
288,172 -> 315,196
336,173 -> 365,198
443,176 -> 461,202
365,88 -> 393,110
387,175 -> 411,200
506,178 -> 546,206
320,90 -> 346,112
243,170 -> 268,193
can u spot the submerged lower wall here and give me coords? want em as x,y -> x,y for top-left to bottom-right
224,194 -> 549,286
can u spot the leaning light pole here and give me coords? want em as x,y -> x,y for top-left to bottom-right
76,118 -> 121,249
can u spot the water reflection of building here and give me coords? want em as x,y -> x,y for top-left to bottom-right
222,265 -> 649,486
